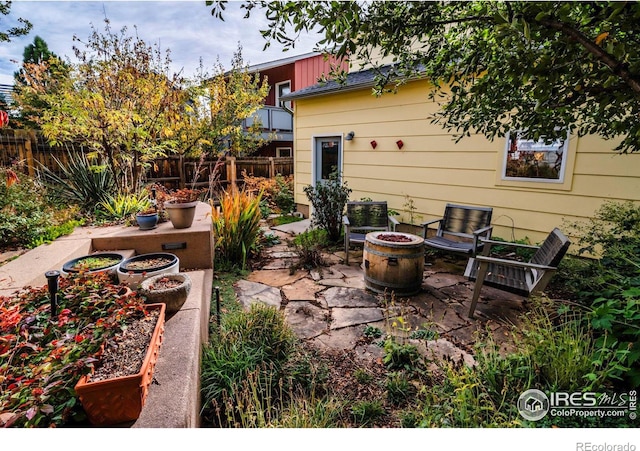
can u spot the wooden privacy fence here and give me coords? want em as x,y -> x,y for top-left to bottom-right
0,129 -> 293,189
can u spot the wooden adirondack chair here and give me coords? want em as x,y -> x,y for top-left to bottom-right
464,227 -> 571,318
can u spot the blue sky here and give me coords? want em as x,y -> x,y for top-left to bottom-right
0,0 -> 321,85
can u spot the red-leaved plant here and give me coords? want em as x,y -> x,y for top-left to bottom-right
0,273 -> 149,427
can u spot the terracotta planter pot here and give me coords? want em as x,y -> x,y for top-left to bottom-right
164,201 -> 198,229
138,273 -> 191,314
74,303 -> 166,426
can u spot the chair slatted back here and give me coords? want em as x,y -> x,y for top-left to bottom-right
346,201 -> 389,230
439,204 -> 493,237
530,227 -> 571,268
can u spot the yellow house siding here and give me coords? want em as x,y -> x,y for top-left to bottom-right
292,79 -> 640,244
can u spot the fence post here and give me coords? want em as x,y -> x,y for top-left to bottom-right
269,157 -> 275,179
228,156 -> 237,191
24,135 -> 34,177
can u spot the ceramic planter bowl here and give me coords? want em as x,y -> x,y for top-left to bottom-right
117,252 -> 179,289
136,212 -> 159,230
61,253 -> 124,279
164,201 -> 198,229
74,303 -> 165,426
138,273 -> 191,314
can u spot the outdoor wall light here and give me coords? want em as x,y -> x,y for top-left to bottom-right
370,140 -> 377,149
345,131 -> 355,141
396,139 -> 404,149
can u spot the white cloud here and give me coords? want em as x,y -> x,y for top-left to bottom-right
0,0 -> 322,85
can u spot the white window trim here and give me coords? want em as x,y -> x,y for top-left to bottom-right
275,80 -> 292,109
501,130 -> 570,184
276,147 -> 292,158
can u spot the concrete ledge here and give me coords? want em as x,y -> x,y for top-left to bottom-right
134,268 -> 213,428
91,202 -> 213,270
0,244 -> 134,296
0,219 -> 214,428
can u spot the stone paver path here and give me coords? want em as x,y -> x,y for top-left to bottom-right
234,226 -> 526,367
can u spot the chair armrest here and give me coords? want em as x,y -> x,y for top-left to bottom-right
479,238 -> 540,257
472,226 -> 493,237
342,215 -> 350,226
474,255 -> 557,271
480,238 -> 539,251
388,216 -> 400,226
420,218 -> 442,228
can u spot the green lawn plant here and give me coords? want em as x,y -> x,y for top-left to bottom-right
0,272 -> 151,427
211,188 -> 263,270
0,168 -> 82,250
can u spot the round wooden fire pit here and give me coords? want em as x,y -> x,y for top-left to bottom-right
363,231 -> 425,296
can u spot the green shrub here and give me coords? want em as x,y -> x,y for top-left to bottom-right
273,174 -> 295,213
386,371 -> 416,406
37,150 -> 116,214
0,169 -> 81,249
303,169 -> 352,242
363,325 -> 383,339
98,191 -> 152,221
382,338 -> 425,374
211,188 -> 263,270
566,201 -> 640,387
354,368 -> 374,385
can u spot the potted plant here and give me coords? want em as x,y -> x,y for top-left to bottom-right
61,252 -> 124,279
135,206 -> 159,230
0,272 -> 159,427
161,188 -> 202,229
74,302 -> 166,426
138,273 -> 191,314
117,252 -> 180,288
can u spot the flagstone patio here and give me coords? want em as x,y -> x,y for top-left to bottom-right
234,222 -> 528,369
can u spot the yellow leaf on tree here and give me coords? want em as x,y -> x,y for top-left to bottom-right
595,32 -> 609,46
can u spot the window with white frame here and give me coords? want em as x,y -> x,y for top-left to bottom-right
275,81 -> 292,110
276,147 -> 292,158
502,130 -> 569,182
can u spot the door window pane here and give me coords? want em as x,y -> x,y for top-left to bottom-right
321,140 -> 339,180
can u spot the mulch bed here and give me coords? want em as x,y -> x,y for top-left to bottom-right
89,309 -> 160,382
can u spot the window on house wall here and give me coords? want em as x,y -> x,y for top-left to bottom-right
276,147 -> 292,158
276,81 -> 292,110
503,130 -> 569,182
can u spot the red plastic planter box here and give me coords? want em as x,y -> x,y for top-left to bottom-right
75,303 -> 166,426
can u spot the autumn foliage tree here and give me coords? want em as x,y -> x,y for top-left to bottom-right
15,20 -> 270,194
176,45 -> 270,159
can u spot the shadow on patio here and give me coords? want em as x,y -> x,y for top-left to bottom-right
233,222 -> 529,369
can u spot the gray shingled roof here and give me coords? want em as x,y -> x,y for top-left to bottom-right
281,64 -> 427,101
280,65 -> 395,101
